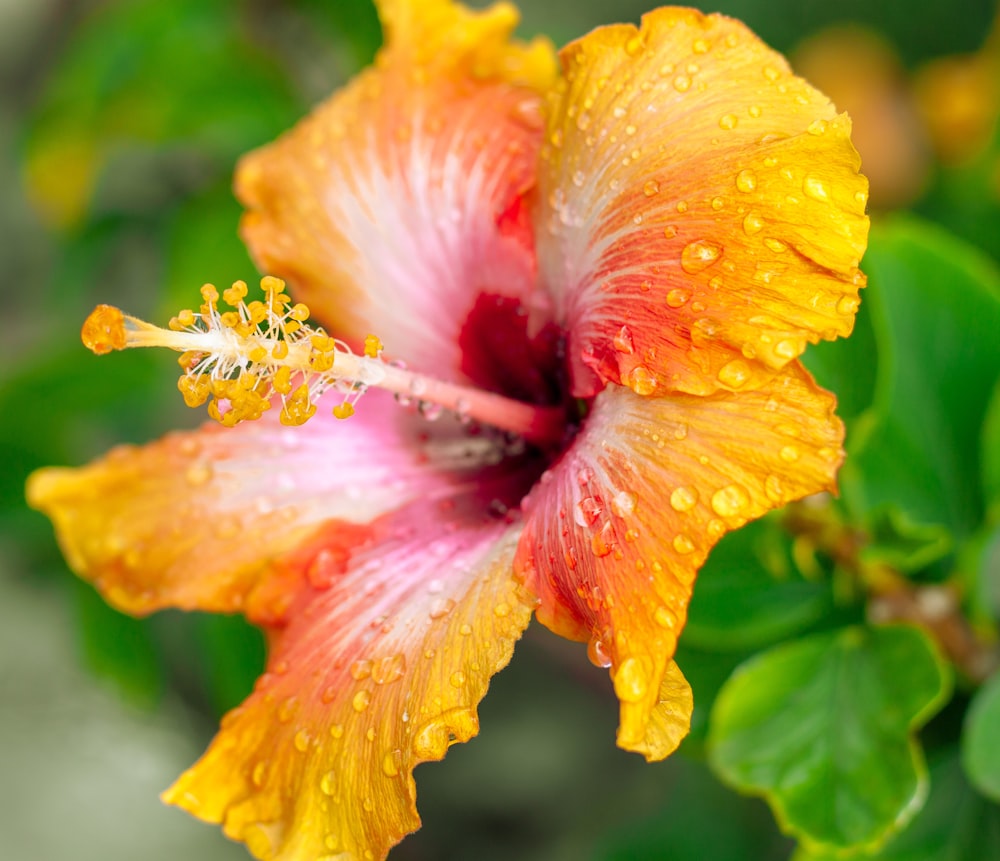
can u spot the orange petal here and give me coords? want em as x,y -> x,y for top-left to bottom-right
164,512 -> 534,861
236,0 -> 557,377
516,361 -> 843,758
534,7 -> 869,398
25,391 -> 525,623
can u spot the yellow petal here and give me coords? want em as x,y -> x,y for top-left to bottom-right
535,7 -> 869,398
164,522 -> 534,861
517,361 -> 843,758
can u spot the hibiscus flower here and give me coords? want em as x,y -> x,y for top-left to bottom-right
27,0 -> 869,858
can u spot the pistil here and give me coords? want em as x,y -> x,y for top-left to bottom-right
80,277 -> 567,445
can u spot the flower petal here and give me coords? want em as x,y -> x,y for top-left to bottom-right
534,7 -> 869,398
236,0 -> 557,378
26,391 -> 526,623
164,507 -> 533,861
515,362 -> 843,758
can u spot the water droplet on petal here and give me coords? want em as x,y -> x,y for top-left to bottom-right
673,74 -> 692,92
350,660 -> 372,681
330,724 -> 344,739
614,656 -> 650,703
575,496 -> 604,528
587,637 -> 613,668
643,179 -> 660,197
670,486 -> 698,512
711,485 -> 750,517
774,339 -> 800,360
185,463 -> 212,486
837,295 -> 860,315
807,119 -> 827,136
680,240 -> 723,273
719,114 -> 738,130
614,325 -> 635,354
450,671 -> 466,688
252,760 -> 268,788
780,445 -> 800,462
764,474 -> 784,502
627,365 -> 658,395
320,770 -> 337,796
293,729 -> 311,752
736,169 -> 757,192
666,287 -> 691,307
352,690 -> 371,712
591,521 -> 615,557
654,606 -> 676,629
803,175 -> 830,201
382,750 -> 402,778
718,359 -> 751,388
673,533 -> 695,554
611,490 -> 637,517
372,654 -> 406,685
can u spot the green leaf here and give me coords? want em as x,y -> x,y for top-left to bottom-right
842,217 -> 1000,538
795,750 -> 1000,861
983,376 -> 1000,510
707,624 -> 952,853
70,578 -> 163,707
963,672 -> 1000,802
684,516 -> 832,652
861,507 -> 954,574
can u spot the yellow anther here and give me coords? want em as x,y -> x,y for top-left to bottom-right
260,275 -> 284,294
177,350 -> 201,370
272,365 -> 293,395
200,283 -> 220,305
310,334 -> 336,352
248,345 -> 268,363
332,402 -> 355,420
81,305 -> 127,355
289,303 -> 311,322
280,383 -> 316,427
177,374 -> 211,407
285,320 -> 302,336
309,348 -> 335,373
223,280 -> 248,306
364,334 -> 383,358
220,310 -> 240,329
247,301 -> 268,324
271,340 -> 289,360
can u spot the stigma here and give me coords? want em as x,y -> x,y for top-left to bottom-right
81,277 -> 568,444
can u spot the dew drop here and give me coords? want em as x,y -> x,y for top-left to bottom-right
774,339 -> 801,359
330,724 -> 344,739
611,490 -> 637,517
807,119 -> 828,136
680,240 -> 723,273
711,196 -> 725,210
780,445 -> 800,462
251,760 -> 268,788
719,114 -> 738,130
764,474 -> 784,502
494,602 -> 511,618
185,463 -> 212,486
707,518 -> 727,539
294,729 -> 311,752
837,295 -> 860,315
643,179 -> 660,197
803,175 -> 830,201
320,770 -> 337,796
673,75 -> 692,92
748,104 -> 762,118
666,288 -> 691,308
350,660 -> 372,681
382,750 -> 402,778
625,35 -> 644,56
627,365 -> 658,395
587,637 -> 613,668
693,38 -> 710,53
676,200 -> 689,213
663,225 -> 678,239
613,325 -> 635,354
574,495 -> 604,528
429,598 -> 456,619
718,359 -> 751,388
372,654 -> 406,685
591,521 -> 615,557
613,656 -> 649,703
670,486 -> 698,512
763,65 -> 781,82
711,484 -> 750,517
736,169 -> 757,192
654,606 -> 676,629
673,533 -> 695,554
450,671 -> 466,688
764,238 -> 787,253
277,697 -> 298,724
352,690 -> 371,712
459,624 -> 472,636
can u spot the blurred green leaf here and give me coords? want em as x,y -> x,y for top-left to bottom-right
708,625 -> 951,852
684,517 -> 832,652
70,577 -> 163,707
983,376 -> 1000,510
861,507 -> 953,574
841,216 -> 1000,537
803,292 -> 878,423
193,614 -> 266,716
794,749 -> 1000,861
963,672 -> 1000,802
597,756 -> 788,861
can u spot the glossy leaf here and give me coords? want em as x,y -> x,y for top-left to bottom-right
708,625 -> 951,852
842,217 -> 1000,537
684,517 -> 832,652
963,672 -> 1000,802
795,751 -> 1000,861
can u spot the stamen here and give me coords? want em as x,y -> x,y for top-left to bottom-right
81,277 -> 567,444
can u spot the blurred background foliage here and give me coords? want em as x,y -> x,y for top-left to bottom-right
2,0 -> 999,859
